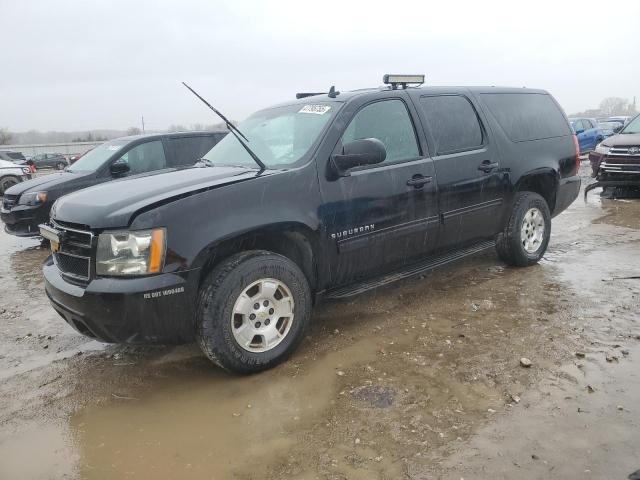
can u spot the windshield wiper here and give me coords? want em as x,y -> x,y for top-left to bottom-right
182,82 -> 266,171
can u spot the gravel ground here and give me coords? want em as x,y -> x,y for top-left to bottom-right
0,163 -> 639,479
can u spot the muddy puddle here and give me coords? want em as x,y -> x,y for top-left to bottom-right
1,168 -> 639,479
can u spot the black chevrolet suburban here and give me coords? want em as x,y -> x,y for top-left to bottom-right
1,131 -> 226,236
40,76 -> 580,373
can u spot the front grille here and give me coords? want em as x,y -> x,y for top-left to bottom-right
51,220 -> 93,282
609,146 -> 640,157
55,252 -> 90,278
600,162 -> 640,174
2,194 -> 18,210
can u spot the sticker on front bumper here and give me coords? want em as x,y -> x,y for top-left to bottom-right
143,286 -> 185,299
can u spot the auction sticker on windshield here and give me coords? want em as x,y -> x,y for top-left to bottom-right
298,105 -> 331,115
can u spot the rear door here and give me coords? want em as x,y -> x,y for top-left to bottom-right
318,93 -> 439,285
414,92 -> 507,249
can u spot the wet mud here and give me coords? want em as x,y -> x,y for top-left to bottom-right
1,165 -> 639,479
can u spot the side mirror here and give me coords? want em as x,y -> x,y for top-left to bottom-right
574,129 -> 585,135
110,162 -> 130,176
613,125 -> 623,133
330,138 -> 386,177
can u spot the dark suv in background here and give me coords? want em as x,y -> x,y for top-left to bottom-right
1,131 -> 227,236
587,114 -> 640,196
41,76 -> 580,374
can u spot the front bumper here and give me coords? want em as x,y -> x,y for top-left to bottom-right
552,175 -> 581,217
589,152 -> 640,179
0,204 -> 48,237
43,256 -> 201,344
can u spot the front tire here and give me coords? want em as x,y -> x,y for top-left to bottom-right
55,162 -> 66,170
196,250 -> 312,374
496,192 -> 551,267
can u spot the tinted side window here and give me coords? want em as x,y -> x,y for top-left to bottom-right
341,99 -> 420,164
481,93 -> 572,142
584,119 -> 594,129
168,135 -> 223,167
419,95 -> 484,154
115,140 -> 166,175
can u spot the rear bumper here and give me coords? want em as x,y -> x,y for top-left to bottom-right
0,204 -> 48,237
43,257 -> 201,344
552,175 -> 580,217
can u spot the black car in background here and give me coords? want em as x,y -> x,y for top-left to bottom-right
28,153 -> 69,170
1,131 -> 227,236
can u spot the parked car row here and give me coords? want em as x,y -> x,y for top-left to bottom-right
1,148 -> 99,172
569,116 -> 626,154
5,75 -> 581,374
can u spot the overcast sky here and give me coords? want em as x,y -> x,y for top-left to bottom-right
2,0 -> 639,132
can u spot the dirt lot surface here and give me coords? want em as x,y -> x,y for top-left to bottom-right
1,165 -> 639,479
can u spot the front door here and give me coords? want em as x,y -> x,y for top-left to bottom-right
318,94 -> 439,286
416,93 -> 507,250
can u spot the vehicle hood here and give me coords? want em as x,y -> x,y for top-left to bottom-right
4,171 -> 90,196
51,166 -> 266,229
601,133 -> 640,147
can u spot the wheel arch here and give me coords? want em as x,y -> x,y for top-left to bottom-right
195,222 -> 320,292
514,168 -> 559,213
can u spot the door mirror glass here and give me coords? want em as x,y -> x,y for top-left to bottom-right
575,129 -> 585,135
110,162 -> 130,176
331,138 -> 386,176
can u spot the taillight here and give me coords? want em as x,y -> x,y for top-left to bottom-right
572,135 -> 580,174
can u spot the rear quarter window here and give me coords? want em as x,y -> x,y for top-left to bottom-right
481,93 -> 571,142
168,134 -> 226,167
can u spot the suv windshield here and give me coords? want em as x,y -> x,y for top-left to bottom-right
67,140 -> 128,172
621,115 -> 640,134
201,102 -> 339,168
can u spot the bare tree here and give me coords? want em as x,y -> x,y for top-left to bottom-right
0,128 -> 12,145
126,127 -> 142,136
599,97 -> 629,116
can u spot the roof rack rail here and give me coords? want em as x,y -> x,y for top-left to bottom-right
295,85 -> 340,100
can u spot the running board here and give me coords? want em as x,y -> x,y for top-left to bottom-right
324,240 -> 495,300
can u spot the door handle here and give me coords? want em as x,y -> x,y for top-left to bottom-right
406,175 -> 432,188
478,161 -> 499,173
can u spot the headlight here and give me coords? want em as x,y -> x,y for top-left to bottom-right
18,191 -> 47,206
96,228 -> 166,276
595,143 -> 611,155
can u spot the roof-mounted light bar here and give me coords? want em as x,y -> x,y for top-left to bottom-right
383,74 -> 425,89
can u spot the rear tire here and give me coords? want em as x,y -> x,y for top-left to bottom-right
496,192 -> 551,267
55,162 -> 66,170
0,175 -> 19,195
196,250 -> 312,374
